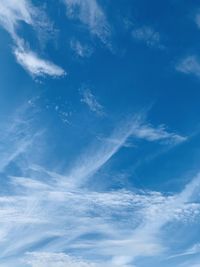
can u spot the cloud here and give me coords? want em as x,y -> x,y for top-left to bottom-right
80,89 -> 105,116
0,104 -> 41,172
0,0 -> 47,46
2,171 -> 199,266
168,243 -> 200,259
96,118 -> 186,152
132,26 -> 162,48
1,171 -> 199,266
0,107 -> 191,267
64,0 -> 111,44
131,119 -> 187,144
176,55 -> 200,78
0,0 -> 65,78
61,116 -> 186,188
14,46 -> 66,77
70,40 -> 93,58
195,11 -> 200,29
0,0 -> 34,38
25,252 -> 98,267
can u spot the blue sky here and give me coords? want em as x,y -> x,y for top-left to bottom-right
0,0 -> 200,266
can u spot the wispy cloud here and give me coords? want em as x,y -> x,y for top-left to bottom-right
1,169 -> 199,266
0,0 -> 34,38
64,0 -> 111,45
132,26 -> 163,48
168,243 -> 200,259
80,89 -> 105,116
0,105 -> 41,172
0,0 -> 65,78
131,118 -> 187,144
14,46 -> 66,78
25,252 -> 99,267
176,55 -> 200,78
62,116 -> 186,188
195,11 -> 200,29
0,107 -> 190,267
70,39 -> 93,58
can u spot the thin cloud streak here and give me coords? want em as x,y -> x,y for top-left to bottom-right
64,0 -> 111,45
70,40 -> 93,58
131,119 -> 187,144
0,108 -> 190,267
132,26 -> 162,48
80,89 -> 105,116
176,55 -> 200,78
0,0 -> 65,78
0,105 -> 41,172
0,170 -> 199,266
14,47 -> 66,77
64,116 -> 186,188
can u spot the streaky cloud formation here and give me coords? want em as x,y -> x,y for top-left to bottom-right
70,39 -> 93,58
25,252 -> 98,267
64,0 -> 111,44
1,1 -> 200,267
0,105 -> 41,172
0,0 -> 34,38
14,47 -> 66,77
131,118 -> 187,144
195,11 -> 200,29
176,55 -> 200,78
0,0 -> 65,78
168,243 -> 200,259
65,116 -> 186,188
0,107 -> 191,267
80,88 -> 104,116
132,26 -> 162,48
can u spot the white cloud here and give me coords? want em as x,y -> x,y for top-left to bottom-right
132,26 -> 162,48
97,118 -> 186,148
0,0 -> 65,78
25,252 -> 98,267
0,167 -> 199,267
195,11 -> 200,29
176,55 -> 200,78
131,119 -> 187,144
0,108 -> 191,267
168,243 -> 200,259
0,0 -> 34,38
1,175 -> 199,266
80,89 -> 104,116
14,47 -> 66,77
59,116 -> 187,188
70,40 -> 93,58
0,104 -> 40,172
64,0 -> 111,44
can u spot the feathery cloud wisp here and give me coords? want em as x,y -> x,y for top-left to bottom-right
195,11 -> 200,29
176,55 -> 200,78
14,47 -> 66,78
131,120 -> 187,144
0,0 -> 34,38
0,107 -> 190,267
132,26 -> 162,48
70,40 -> 93,58
25,252 -> 98,267
0,0 -> 65,78
64,0 -> 111,44
80,89 -> 104,116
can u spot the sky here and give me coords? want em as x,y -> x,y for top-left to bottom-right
0,0 -> 200,266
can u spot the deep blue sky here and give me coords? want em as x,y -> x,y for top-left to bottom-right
0,1 -> 200,267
